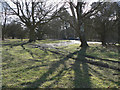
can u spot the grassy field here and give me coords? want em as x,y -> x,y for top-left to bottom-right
2,39 -> 119,88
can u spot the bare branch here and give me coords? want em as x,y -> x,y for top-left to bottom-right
82,2 -> 102,18
69,2 -> 77,23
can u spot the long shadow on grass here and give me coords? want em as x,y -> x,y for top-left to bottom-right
21,45 -> 34,58
73,47 -> 91,88
85,55 -> 120,63
89,66 -> 119,86
23,47 -> 91,88
23,51 -> 78,88
2,41 -> 29,47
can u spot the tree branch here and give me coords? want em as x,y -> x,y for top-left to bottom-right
82,2 -> 102,18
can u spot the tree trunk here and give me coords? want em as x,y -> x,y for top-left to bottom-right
80,38 -> 88,47
2,17 -> 7,41
100,32 -> 106,46
118,14 -> 120,44
101,23 -> 107,46
117,4 -> 120,54
2,33 -> 4,40
12,36 -> 14,39
77,24 -> 88,47
29,27 -> 36,42
76,25 -> 88,47
21,38 -> 23,41
79,32 -> 88,47
76,2 -> 88,47
118,24 -> 120,44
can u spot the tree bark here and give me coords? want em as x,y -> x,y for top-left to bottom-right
101,23 -> 107,46
12,36 -> 14,39
78,31 -> 88,47
80,37 -> 88,47
2,32 -> 5,40
101,36 -> 106,46
2,16 -> 7,41
28,27 -> 36,42
117,3 -> 120,44
118,22 -> 120,44
101,32 -> 106,46
76,2 -> 89,47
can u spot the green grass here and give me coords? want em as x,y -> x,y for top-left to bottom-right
2,39 -> 119,88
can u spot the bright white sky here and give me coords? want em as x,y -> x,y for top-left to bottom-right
0,0 -> 99,15
1,0 -> 120,13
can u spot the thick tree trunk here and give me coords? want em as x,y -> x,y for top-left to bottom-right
29,27 -> 36,42
101,34 -> 106,46
101,24 -> 107,46
2,26 -> 5,40
76,24 -> 88,47
79,32 -> 88,47
2,18 -> 7,41
2,33 -> 4,40
117,5 -> 120,54
76,2 -> 88,47
21,38 -> 23,41
12,36 -> 15,39
77,28 -> 88,47
118,25 -> 120,44
100,32 -> 106,46
80,38 -> 88,47
77,24 -> 88,47
118,15 -> 120,44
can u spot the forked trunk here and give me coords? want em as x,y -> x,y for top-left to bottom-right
77,25 -> 88,47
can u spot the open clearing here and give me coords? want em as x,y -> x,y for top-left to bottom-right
2,39 -> 120,88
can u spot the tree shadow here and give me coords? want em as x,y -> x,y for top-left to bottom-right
89,64 -> 119,87
2,41 -> 29,47
89,66 -> 119,85
22,51 -> 77,88
21,45 -> 34,58
21,47 -> 91,88
2,45 -> 119,88
85,55 -> 120,64
73,47 -> 91,88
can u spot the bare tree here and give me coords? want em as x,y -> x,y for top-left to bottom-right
1,2 -> 9,40
5,0 -> 64,42
59,1 -> 101,47
70,1 -> 103,47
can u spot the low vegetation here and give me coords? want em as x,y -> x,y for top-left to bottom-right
2,39 -> 119,88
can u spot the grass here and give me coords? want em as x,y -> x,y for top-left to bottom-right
2,39 -> 119,88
